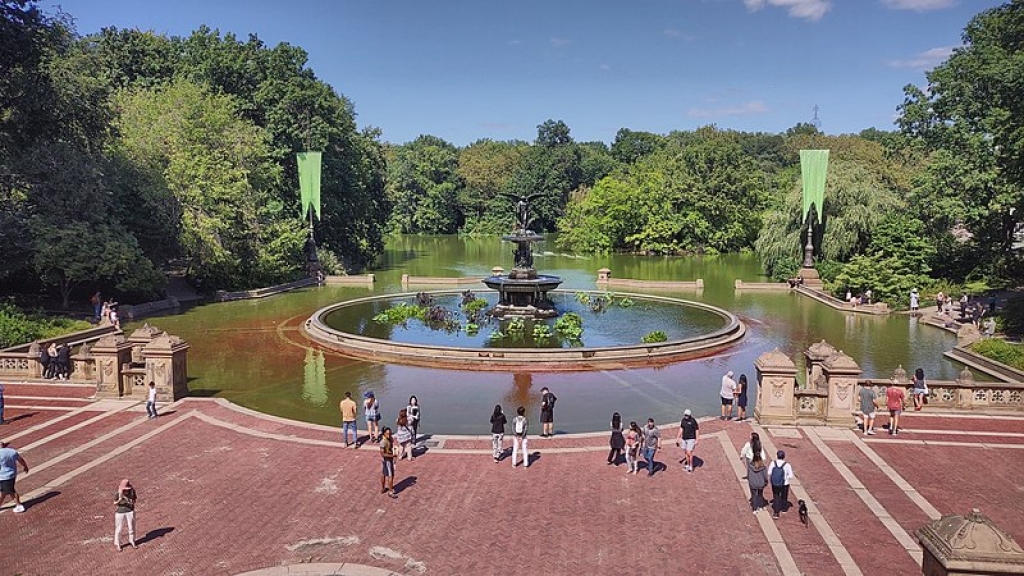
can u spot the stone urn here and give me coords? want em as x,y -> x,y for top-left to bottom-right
916,508 -> 1024,575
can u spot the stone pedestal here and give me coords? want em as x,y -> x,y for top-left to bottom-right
798,267 -> 824,288
916,508 -> 1024,575
91,334 -> 134,397
823,351 -> 862,423
142,334 -> 190,402
597,268 -> 611,282
805,340 -> 837,390
126,323 -> 165,365
754,348 -> 798,425
491,266 -> 504,277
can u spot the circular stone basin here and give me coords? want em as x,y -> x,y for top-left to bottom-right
303,290 -> 745,371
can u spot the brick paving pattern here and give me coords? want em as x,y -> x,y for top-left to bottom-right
1,386 -> 1023,575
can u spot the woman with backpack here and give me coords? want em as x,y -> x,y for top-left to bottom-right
766,450 -> 794,519
625,421 -> 642,475
607,412 -> 625,466
746,448 -> 768,513
490,405 -> 506,463
511,406 -> 529,468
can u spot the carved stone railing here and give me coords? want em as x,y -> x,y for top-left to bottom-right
857,373 -> 1024,412
0,324 -> 116,381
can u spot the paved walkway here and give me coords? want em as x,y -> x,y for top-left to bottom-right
1,382 -> 1023,575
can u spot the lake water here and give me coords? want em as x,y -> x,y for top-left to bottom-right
139,235 -> 959,434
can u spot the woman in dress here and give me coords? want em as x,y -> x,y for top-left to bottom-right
489,404 -> 506,463
735,374 -> 750,422
607,412 -> 625,466
625,421 -> 642,475
113,479 -> 138,551
395,409 -> 415,460
406,395 -> 421,444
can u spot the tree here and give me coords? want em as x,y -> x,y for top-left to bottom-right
457,139 -> 527,233
611,128 -> 664,164
386,135 -> 462,234
897,1 -> 1024,283
832,214 -> 936,306
535,119 -> 572,147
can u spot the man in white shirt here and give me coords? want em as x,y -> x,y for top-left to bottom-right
146,381 -> 158,419
767,450 -> 794,519
720,371 -> 737,421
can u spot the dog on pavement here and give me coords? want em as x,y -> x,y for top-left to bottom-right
798,499 -> 809,527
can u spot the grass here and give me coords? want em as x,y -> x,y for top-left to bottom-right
970,338 -> 1024,372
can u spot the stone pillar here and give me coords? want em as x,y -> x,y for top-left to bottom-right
91,334 -> 134,397
804,340 -> 837,390
597,268 -> 611,283
27,342 -> 42,379
754,348 -> 798,425
822,351 -> 862,423
916,508 -> 1024,576
126,323 -> 165,366
142,334 -> 190,402
491,266 -> 504,277
957,367 -> 975,410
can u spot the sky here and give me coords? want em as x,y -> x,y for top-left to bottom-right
48,0 -> 1005,145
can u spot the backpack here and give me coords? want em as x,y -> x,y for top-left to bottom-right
513,416 -> 526,435
770,461 -> 787,485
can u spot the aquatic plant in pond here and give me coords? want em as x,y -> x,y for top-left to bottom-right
532,323 -> 552,341
574,291 -> 633,312
554,312 -> 584,344
373,302 -> 425,326
641,330 -> 669,343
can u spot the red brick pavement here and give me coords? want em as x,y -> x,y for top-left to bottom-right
0,382 -> 97,399
4,391 -> 1024,576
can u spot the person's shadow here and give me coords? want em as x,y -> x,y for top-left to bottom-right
394,476 -> 418,495
691,456 -> 705,470
15,490 -> 61,511
136,527 -> 175,545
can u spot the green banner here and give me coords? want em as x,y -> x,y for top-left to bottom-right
800,149 -> 829,224
297,151 -> 322,220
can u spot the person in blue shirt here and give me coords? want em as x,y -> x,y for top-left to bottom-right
0,440 -> 30,514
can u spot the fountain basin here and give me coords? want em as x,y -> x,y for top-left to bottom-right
303,290 -> 746,371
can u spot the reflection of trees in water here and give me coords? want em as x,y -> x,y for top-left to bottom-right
503,372 -> 536,413
301,348 -> 328,407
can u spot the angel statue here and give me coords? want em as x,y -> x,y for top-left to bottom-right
501,192 -> 544,232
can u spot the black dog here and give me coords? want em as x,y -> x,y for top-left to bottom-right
798,499 -> 809,527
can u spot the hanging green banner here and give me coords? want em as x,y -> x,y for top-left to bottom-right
800,149 -> 829,224
297,151 -> 322,220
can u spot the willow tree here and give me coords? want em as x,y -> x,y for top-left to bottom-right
755,160 -> 906,279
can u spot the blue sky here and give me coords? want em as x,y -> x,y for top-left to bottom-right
50,0 -> 1004,145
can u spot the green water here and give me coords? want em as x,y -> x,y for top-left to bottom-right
141,234 -> 959,434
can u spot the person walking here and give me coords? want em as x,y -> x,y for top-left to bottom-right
379,427 -> 397,498
113,479 -> 138,551
858,383 -> 877,435
406,395 -> 421,444
910,289 -> 920,313
720,371 -> 737,420
936,291 -> 945,313
739,432 -> 767,466
747,450 -> 769,513
767,450 -> 794,519
608,412 -> 625,466
364,391 -> 381,443
511,406 -> 529,468
395,409 -> 415,461
145,381 -> 158,419
676,409 -> 699,473
642,418 -> 661,477
736,374 -> 749,421
625,421 -> 642,475
886,380 -> 905,435
540,387 -> 557,437
0,440 -> 29,513
339,391 -> 358,448
912,368 -> 927,411
0,384 -> 5,425
490,405 -> 506,463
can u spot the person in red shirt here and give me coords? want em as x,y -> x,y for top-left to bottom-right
886,381 -> 906,435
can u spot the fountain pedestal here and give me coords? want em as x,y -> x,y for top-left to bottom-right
483,230 -> 562,318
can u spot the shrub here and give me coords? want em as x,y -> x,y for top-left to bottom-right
970,339 -> 1024,371
0,303 -> 92,348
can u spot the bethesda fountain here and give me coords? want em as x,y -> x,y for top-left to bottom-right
482,194 -> 563,318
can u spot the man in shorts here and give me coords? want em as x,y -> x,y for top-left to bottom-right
643,418 -> 661,477
0,440 -> 30,513
858,383 -> 877,435
339,391 -> 358,448
676,409 -> 700,473
886,381 -> 905,435
379,427 -> 397,498
720,371 -> 737,420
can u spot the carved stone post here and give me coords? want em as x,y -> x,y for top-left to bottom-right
822,351 -> 862,423
142,335 -> 190,402
957,367 -> 976,410
754,348 -> 798,425
805,340 -> 837,390
27,342 -> 42,379
916,508 -> 1024,576
126,323 -> 165,366
597,268 -> 611,283
91,334 -> 134,397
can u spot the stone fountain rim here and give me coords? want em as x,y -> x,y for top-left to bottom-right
302,289 -> 746,372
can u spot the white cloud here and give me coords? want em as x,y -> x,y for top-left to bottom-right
599,63 -> 611,70
506,39 -> 522,45
881,0 -> 955,11
743,0 -> 831,21
663,28 -> 696,41
886,46 -> 955,69
688,100 -> 769,118
550,37 -> 572,48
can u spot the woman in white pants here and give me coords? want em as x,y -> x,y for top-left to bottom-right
511,406 -> 529,468
114,479 -> 137,551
